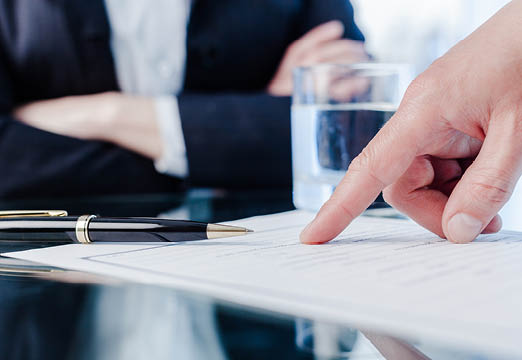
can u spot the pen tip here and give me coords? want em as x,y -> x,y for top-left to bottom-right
206,224 -> 253,239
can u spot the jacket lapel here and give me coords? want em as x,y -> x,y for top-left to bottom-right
63,0 -> 119,93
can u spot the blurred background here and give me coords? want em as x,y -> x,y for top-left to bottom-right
352,0 -> 522,231
352,0 -> 510,75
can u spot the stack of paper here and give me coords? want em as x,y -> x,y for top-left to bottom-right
5,211 -> 522,357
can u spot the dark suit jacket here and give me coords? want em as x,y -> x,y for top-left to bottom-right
0,0 -> 363,198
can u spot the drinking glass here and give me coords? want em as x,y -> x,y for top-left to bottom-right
291,63 -> 410,211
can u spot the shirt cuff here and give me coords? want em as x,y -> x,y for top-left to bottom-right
153,96 -> 189,178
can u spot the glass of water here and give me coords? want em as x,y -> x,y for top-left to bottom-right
291,63 -> 409,211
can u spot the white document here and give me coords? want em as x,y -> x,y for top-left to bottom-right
4,210 -> 522,357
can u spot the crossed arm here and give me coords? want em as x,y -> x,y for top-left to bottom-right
13,21 -> 368,173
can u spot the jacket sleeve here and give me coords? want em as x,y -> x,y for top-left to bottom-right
0,52 -> 182,199
178,93 -> 292,189
178,1 -> 364,189
300,0 -> 365,41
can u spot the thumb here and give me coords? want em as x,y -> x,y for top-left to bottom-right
442,113 -> 522,243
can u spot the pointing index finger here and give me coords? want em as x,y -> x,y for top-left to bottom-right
300,113 -> 422,244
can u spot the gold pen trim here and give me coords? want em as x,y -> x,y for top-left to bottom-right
206,224 -> 253,239
0,210 -> 68,218
75,215 -> 96,244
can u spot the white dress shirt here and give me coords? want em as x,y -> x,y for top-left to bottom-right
104,0 -> 191,177
90,8 -> 227,360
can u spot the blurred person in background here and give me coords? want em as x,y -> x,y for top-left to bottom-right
0,0 -> 368,198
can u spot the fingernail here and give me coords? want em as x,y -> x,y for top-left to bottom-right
447,213 -> 483,244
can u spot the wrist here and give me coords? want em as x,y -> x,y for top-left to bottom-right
94,92 -> 163,159
93,92 -> 126,141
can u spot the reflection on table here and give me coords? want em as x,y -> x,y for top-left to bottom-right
0,190 -> 511,360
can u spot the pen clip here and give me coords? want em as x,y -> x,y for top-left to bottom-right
0,210 -> 68,219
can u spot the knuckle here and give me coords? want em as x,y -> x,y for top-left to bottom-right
382,183 -> 414,209
404,75 -> 436,99
337,200 -> 356,221
469,182 -> 511,205
349,148 -> 372,173
382,186 -> 398,205
468,171 -> 514,206
381,118 -> 403,141
385,167 -> 429,207
404,63 -> 450,102
349,147 -> 386,188
322,196 -> 356,222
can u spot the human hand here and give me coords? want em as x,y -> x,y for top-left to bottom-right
14,92 -> 162,159
301,0 -> 522,244
267,20 -> 368,96
14,92 -> 119,140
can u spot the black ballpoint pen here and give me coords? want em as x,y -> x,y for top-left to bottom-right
0,210 -> 253,244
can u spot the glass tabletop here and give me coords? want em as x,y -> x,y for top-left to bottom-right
0,190 -> 516,360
